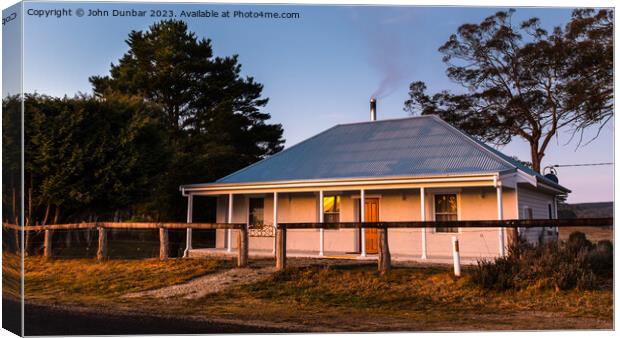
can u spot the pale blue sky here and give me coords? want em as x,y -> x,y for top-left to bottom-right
14,2 -> 614,203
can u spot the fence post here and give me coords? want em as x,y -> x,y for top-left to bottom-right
159,227 -> 169,260
237,224 -> 249,267
276,225 -> 286,271
97,226 -> 107,261
378,225 -> 391,274
452,236 -> 461,277
24,230 -> 31,256
14,227 -> 20,254
43,229 -> 53,259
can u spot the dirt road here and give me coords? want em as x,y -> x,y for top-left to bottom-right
10,300 -> 295,335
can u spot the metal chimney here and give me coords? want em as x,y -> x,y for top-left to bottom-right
370,98 -> 377,121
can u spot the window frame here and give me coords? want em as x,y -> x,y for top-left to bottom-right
247,197 -> 265,228
323,195 -> 341,223
431,192 -> 461,234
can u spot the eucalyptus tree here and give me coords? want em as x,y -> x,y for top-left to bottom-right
405,9 -> 613,173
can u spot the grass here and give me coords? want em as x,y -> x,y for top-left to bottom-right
193,263 -> 612,330
560,226 -> 613,243
11,253 -> 614,331
18,255 -> 226,303
2,252 -> 22,299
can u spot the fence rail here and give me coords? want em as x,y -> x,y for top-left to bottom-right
275,217 -> 613,274
3,217 -> 613,274
2,222 -> 248,266
2,222 -> 245,231
279,217 -> 613,229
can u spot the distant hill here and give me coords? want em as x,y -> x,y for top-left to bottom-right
558,202 -> 613,219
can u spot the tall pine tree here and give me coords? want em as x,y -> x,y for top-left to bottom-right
90,20 -> 284,220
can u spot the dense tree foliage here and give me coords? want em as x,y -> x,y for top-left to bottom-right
90,20 -> 284,220
2,95 -> 22,225
4,20 -> 284,224
404,9 -> 613,173
3,94 -> 169,224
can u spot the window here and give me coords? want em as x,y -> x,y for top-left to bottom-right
434,194 -> 458,232
248,198 -> 264,227
547,204 -> 555,235
323,196 -> 341,223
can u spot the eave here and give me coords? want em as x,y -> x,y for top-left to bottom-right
180,172 -> 507,196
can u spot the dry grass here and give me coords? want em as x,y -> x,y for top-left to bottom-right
15,254 -> 614,331
560,227 -> 613,243
22,255 -> 226,303
189,263 -> 612,330
2,252 -> 22,299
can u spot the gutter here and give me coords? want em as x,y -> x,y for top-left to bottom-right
536,178 -> 571,194
180,173 -> 500,193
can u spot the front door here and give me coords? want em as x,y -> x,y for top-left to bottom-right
364,198 -> 379,254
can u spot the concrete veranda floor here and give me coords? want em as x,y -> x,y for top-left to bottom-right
188,247 -> 483,265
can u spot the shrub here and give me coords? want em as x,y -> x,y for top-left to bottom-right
588,240 -> 613,275
566,231 -> 593,253
471,258 -> 516,291
471,232 -> 612,291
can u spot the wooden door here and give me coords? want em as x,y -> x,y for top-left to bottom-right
364,199 -> 379,254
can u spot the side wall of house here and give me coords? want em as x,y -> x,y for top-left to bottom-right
517,185 -> 558,244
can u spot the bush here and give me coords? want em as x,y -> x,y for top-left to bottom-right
471,258 -> 517,291
471,232 -> 612,291
588,240 -> 613,275
566,231 -> 593,253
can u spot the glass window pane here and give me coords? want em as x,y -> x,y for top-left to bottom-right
435,194 -> 457,213
325,213 -> 339,223
435,194 -> 458,233
324,196 -> 334,213
323,195 -> 340,222
249,198 -> 264,226
436,214 -> 457,221
323,196 -> 340,213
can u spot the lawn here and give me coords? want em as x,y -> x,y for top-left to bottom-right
9,254 -> 614,332
4,254 -> 224,304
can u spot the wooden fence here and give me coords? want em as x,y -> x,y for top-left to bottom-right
2,222 -> 248,267
275,217 -> 614,274
3,217 -> 613,274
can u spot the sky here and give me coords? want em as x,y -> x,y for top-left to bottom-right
8,1 -> 614,203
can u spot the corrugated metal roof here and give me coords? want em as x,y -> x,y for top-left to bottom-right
212,115 -> 524,184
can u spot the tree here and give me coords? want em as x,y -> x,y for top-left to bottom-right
13,94 -> 170,224
90,20 -> 284,220
563,9 -> 613,140
404,9 -> 613,173
2,95 -> 22,224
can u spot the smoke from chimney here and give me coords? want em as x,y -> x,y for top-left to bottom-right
368,28 -> 408,100
370,98 -> 377,121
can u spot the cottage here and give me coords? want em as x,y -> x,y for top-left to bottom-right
180,106 -> 569,262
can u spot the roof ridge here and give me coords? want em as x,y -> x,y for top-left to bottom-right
334,114 -> 434,127
215,124 -> 340,183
